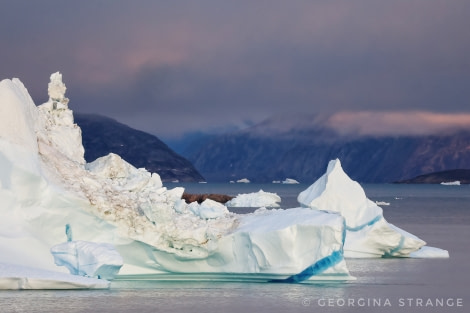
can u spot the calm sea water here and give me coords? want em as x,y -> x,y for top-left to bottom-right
1,183 -> 468,313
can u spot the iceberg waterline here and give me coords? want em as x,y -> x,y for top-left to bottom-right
0,73 -> 353,288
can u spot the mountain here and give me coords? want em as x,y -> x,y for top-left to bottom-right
74,113 -> 205,182
183,114 -> 470,183
395,169 -> 470,184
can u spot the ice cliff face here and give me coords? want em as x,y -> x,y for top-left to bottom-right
0,74 -> 352,284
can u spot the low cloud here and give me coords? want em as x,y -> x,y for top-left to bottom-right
328,111 -> 470,136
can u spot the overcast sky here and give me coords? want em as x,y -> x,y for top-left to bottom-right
1,0 -> 469,139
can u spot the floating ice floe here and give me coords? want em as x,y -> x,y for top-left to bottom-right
282,178 -> 299,184
226,190 -> 281,208
236,178 -> 251,183
375,201 -> 390,206
441,181 -> 461,186
298,159 -> 449,258
0,74 -> 353,288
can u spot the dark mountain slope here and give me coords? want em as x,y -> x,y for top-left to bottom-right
75,113 -> 205,182
184,117 -> 470,183
396,169 -> 470,184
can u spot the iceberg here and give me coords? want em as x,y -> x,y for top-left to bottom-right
375,201 -> 390,206
0,73 -> 353,288
236,178 -> 251,183
226,190 -> 281,207
282,178 -> 300,184
441,181 -> 460,186
298,159 -> 449,258
187,199 -> 229,219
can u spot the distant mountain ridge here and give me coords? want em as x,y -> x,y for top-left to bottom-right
183,114 -> 470,183
395,169 -> 470,184
75,113 -> 205,182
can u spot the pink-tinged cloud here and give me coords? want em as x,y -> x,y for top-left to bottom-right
328,111 -> 470,136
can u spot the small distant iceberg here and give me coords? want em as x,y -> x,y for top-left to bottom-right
282,178 -> 299,184
236,178 -> 251,183
375,201 -> 390,206
440,181 -> 461,186
226,190 -> 281,208
272,180 -> 281,184
187,199 -> 230,219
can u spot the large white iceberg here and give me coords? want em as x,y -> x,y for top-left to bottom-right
298,159 -> 449,258
0,74 -> 353,288
226,189 -> 281,207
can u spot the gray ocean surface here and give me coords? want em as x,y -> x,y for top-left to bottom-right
1,183 -> 468,313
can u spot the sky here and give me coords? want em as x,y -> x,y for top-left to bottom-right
1,0 -> 469,139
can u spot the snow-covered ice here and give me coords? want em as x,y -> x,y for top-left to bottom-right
0,73 -> 353,287
298,159 -> 449,258
226,190 -> 281,207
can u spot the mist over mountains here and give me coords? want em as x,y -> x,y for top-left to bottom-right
178,113 -> 470,183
